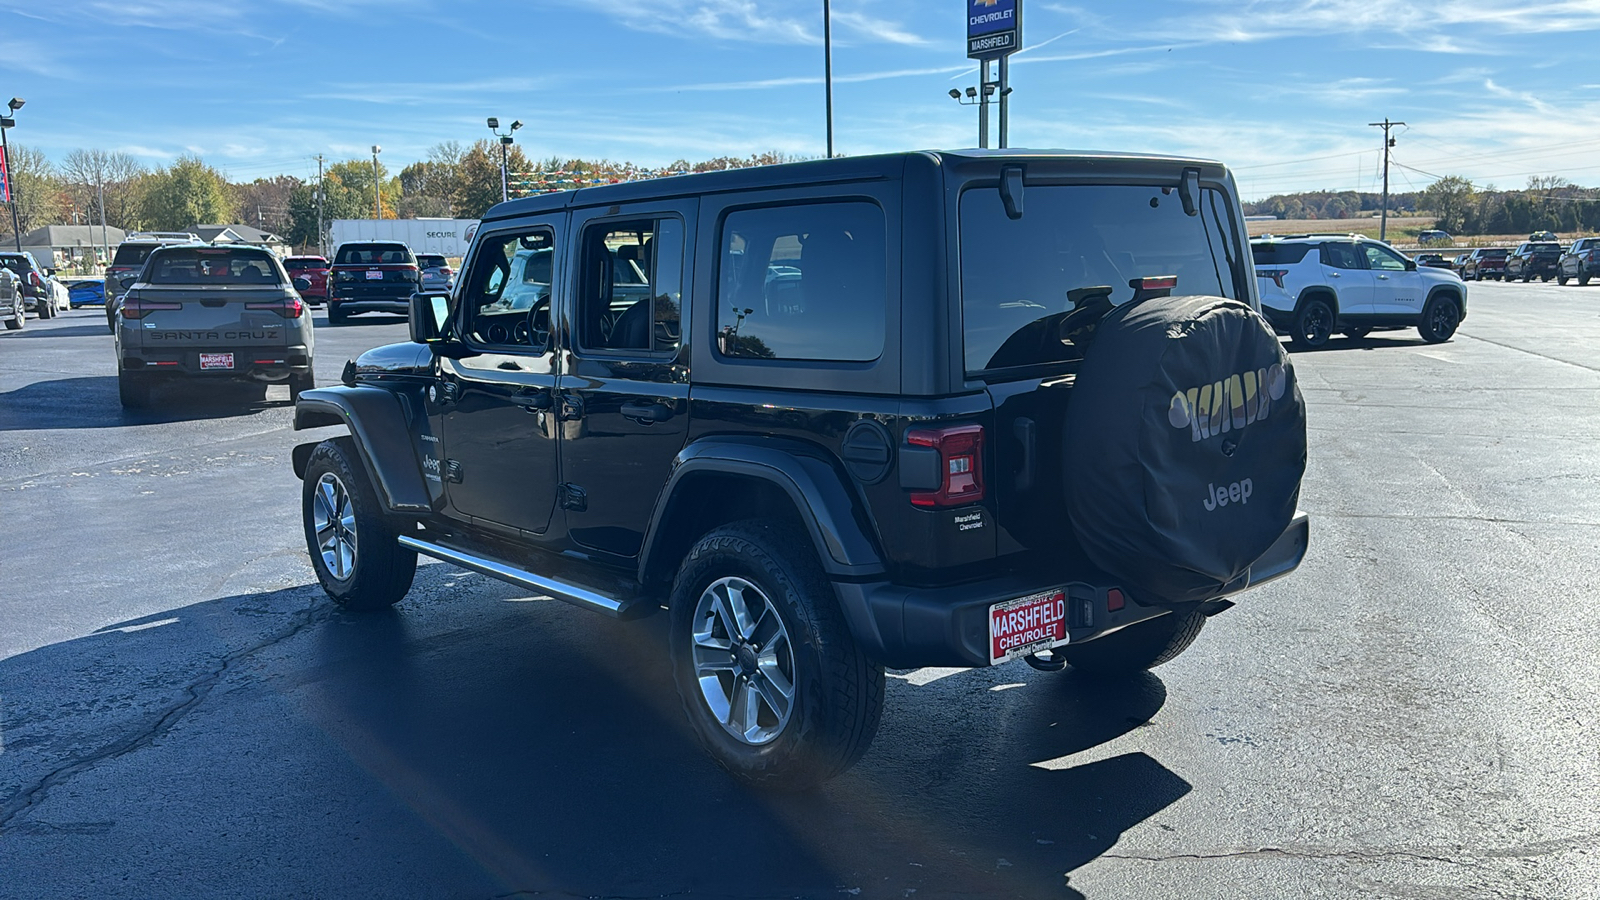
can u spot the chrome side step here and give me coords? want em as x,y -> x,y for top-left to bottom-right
398,535 -> 641,618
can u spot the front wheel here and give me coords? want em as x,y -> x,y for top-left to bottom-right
1419,296 -> 1461,344
301,437 -> 417,610
668,521 -> 883,790
1060,612 -> 1207,676
1558,274 -> 1569,286
1290,298 -> 1334,348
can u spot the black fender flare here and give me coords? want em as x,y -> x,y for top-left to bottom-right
638,438 -> 887,584
292,386 -> 433,515
1295,286 -> 1340,321
1424,284 -> 1466,321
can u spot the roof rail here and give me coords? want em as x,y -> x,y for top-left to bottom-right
126,231 -> 203,243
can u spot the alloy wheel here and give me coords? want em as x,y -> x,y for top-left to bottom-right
690,576 -> 797,746
1302,304 -> 1333,345
1430,302 -> 1459,337
312,472 -> 357,580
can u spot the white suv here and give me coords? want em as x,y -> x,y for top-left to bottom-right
1252,235 -> 1467,348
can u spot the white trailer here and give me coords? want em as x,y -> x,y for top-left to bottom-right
328,218 -> 480,258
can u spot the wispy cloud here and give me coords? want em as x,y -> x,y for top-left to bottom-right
659,64 -> 971,93
577,0 -> 928,46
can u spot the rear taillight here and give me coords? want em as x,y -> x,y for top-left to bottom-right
119,296 -> 180,319
441,267 -> 453,277
906,424 -> 986,508
246,297 -> 304,318
1256,268 -> 1288,288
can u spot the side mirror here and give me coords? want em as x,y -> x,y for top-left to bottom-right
1405,260 -> 1417,271
409,291 -> 451,345
292,276 -> 312,292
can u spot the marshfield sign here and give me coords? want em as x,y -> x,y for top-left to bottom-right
967,0 -> 1020,59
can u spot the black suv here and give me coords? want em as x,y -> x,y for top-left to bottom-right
327,241 -> 420,324
291,151 -> 1310,788
1504,241 -> 1563,282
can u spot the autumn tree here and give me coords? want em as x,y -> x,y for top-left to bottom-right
0,144 -> 64,239
141,155 -> 233,231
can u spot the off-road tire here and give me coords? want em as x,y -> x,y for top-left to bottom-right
118,372 -> 152,409
1419,296 -> 1461,344
301,436 -> 416,610
1060,611 -> 1206,676
1291,298 -> 1334,349
668,520 -> 884,790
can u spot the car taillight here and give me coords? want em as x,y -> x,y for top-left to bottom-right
906,424 -> 985,508
1256,268 -> 1289,288
119,296 -> 181,319
441,267 -> 453,277
246,297 -> 304,318
28,271 -> 42,287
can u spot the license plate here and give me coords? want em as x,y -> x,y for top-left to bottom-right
199,352 -> 234,370
365,270 -> 383,280
988,590 -> 1068,665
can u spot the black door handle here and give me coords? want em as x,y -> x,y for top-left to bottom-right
517,389 -> 552,413
621,401 -> 673,425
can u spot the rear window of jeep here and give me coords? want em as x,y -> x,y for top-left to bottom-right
961,184 -> 1245,375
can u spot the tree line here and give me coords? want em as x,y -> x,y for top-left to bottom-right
0,142 -> 802,249
1245,176 -> 1600,235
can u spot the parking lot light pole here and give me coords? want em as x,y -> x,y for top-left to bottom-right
2,97 -> 24,252
948,86 -> 990,149
371,145 -> 382,220
488,118 -> 523,203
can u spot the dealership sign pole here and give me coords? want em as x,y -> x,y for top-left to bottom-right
967,0 -> 1021,149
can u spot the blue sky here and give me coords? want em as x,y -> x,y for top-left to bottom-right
2,0 -> 1599,199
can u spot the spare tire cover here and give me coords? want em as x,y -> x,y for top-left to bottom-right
1063,294 -> 1306,604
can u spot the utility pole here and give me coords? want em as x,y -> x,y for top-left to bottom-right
371,145 -> 382,220
96,176 -> 108,267
1369,118 -> 1404,242
823,0 -> 834,158
315,154 -> 324,255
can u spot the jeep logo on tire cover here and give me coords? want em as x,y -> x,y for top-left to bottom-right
1166,363 -> 1287,442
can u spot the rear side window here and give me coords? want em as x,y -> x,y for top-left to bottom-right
1252,243 -> 1311,265
716,201 -> 886,361
335,244 -> 412,265
961,184 -> 1244,374
111,244 -> 156,267
577,218 -> 684,355
147,250 -> 282,285
1320,243 -> 1362,269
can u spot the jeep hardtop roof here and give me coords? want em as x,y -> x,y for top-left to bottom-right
480,149 -> 1233,223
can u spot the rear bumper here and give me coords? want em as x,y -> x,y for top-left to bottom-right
121,343 -> 313,380
329,296 -> 409,314
833,513 -> 1310,669
1259,305 -> 1295,332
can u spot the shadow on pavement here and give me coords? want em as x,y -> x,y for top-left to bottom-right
0,575 -> 1188,899
1,323 -> 115,339
0,376 -> 284,431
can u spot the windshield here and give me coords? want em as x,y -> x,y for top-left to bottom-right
335,244 -> 412,265
961,183 -> 1245,374
147,249 -> 284,285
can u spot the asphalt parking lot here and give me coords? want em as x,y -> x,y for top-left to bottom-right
2,285 -> 1598,899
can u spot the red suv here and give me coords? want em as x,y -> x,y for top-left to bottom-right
283,256 -> 330,305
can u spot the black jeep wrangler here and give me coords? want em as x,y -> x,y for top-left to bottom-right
291,150 -> 1310,788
